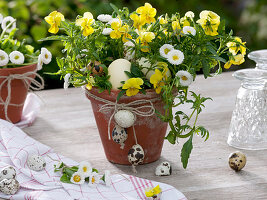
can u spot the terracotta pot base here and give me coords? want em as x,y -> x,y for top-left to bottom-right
86,87 -> 168,165
0,64 -> 37,123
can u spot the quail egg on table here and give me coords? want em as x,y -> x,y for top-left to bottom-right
155,161 -> 172,176
229,151 -> 247,171
114,110 -> 136,128
27,154 -> 46,171
0,166 -> 16,181
0,178 -> 20,195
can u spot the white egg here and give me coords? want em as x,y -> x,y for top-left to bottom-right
27,155 -> 46,171
108,59 -> 131,90
0,179 -> 20,195
0,166 -> 16,181
155,161 -> 172,176
114,110 -> 135,128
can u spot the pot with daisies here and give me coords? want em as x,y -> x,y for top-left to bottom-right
0,14 -> 52,123
43,4 -> 246,169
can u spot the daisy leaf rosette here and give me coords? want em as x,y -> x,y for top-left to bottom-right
42,3 -> 247,169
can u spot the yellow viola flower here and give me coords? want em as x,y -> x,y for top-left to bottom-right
145,185 -> 162,197
136,31 -> 155,52
172,19 -> 181,31
86,76 -> 95,90
150,69 -> 165,94
224,54 -> 245,69
45,11 -> 65,34
122,78 -> 144,96
119,25 -> 132,43
196,10 -> 220,36
136,3 -> 157,24
158,15 -> 168,25
76,12 -> 95,37
110,18 -> 123,39
227,37 -> 246,55
180,16 -> 190,26
130,13 -> 146,30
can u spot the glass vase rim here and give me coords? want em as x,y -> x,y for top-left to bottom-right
233,68 -> 267,82
248,49 -> 267,62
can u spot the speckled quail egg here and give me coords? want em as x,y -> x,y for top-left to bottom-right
114,110 -> 136,128
112,125 -> 128,149
0,179 -> 20,195
128,144 -> 144,165
229,151 -> 247,171
155,161 -> 172,176
0,166 -> 16,181
27,155 -> 46,171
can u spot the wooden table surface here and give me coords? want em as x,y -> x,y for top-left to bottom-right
21,72 -> 267,200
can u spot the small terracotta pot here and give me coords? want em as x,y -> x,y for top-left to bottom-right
85,87 -> 168,165
0,64 -> 37,123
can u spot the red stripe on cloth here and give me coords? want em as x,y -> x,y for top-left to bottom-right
129,176 -> 143,199
110,178 -> 130,200
133,176 -> 146,199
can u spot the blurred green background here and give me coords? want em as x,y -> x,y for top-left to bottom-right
0,0 -> 266,89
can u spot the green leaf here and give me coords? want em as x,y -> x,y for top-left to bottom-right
110,3 -> 119,14
92,168 -> 99,173
165,131 -> 176,144
181,135 -> 193,169
201,60 -> 210,78
60,174 -> 72,184
117,90 -> 126,101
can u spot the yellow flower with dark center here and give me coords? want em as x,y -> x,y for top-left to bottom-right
158,15 -> 168,25
196,10 -> 220,36
227,37 -> 246,55
119,25 -> 132,43
136,31 -> 155,52
224,54 -> 245,69
110,19 -> 123,39
122,78 -> 144,96
76,12 -> 95,37
45,11 -> 65,34
180,16 -> 190,26
172,19 -> 181,32
145,185 -> 162,197
130,14 -> 146,30
136,3 -> 157,24
150,69 -> 165,94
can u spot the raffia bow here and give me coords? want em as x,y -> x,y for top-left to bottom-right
0,70 -> 44,122
83,87 -> 160,141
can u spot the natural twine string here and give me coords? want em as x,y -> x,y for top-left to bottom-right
83,87 -> 160,143
0,70 -> 44,122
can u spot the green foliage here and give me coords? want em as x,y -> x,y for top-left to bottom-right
181,135 -> 193,169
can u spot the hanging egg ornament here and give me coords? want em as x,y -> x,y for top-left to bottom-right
0,179 -> 20,195
88,61 -> 104,76
108,59 -> 131,90
128,144 -> 145,173
114,110 -> 136,128
0,166 -> 16,181
112,125 -> 128,149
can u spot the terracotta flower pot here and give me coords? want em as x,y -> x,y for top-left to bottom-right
85,87 -> 168,165
0,64 -> 37,123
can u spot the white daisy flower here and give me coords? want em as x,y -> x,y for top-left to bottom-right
102,28 -> 112,35
78,161 -> 92,177
176,70 -> 193,86
0,50 -> 9,66
159,44 -> 174,58
97,14 -> 112,22
64,73 -> 71,90
88,172 -> 100,188
185,11 -> 195,19
40,47 -> 52,64
37,54 -> 44,70
1,16 -> 16,33
9,51 -> 24,64
167,49 -> 184,65
183,26 -> 196,36
0,14 -> 3,24
70,172 -> 85,185
103,170 -> 111,187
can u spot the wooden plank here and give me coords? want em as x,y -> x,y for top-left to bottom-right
19,72 -> 267,200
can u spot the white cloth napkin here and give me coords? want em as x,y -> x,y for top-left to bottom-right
0,119 -> 187,200
15,93 -> 42,128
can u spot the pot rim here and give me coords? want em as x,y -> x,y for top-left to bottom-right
0,63 -> 37,72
